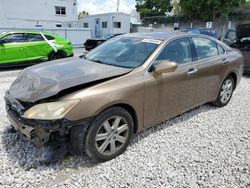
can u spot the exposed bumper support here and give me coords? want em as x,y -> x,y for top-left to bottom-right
4,92 -> 91,148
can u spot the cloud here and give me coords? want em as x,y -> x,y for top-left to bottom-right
77,0 -> 136,14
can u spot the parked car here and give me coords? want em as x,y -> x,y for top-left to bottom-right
180,28 -> 218,38
0,31 -> 73,66
223,24 -> 250,73
5,32 -> 243,163
84,33 -> 124,51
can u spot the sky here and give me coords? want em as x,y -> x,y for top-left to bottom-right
77,0 -> 136,14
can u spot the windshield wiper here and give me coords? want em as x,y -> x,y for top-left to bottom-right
79,54 -> 86,59
91,59 -> 106,64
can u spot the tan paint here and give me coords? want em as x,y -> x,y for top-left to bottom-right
63,33 -> 243,133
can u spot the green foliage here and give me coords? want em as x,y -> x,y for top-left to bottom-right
135,0 -> 171,21
78,11 -> 89,20
179,0 -> 247,21
136,0 -> 248,23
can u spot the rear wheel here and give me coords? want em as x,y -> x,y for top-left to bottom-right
84,107 -> 134,162
49,51 -> 67,60
212,76 -> 235,107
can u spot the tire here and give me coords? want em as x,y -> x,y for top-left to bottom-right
49,51 -> 67,60
77,107 -> 134,162
211,75 -> 235,107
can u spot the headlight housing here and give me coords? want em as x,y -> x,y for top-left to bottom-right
23,99 -> 80,120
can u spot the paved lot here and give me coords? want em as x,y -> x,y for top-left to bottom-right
0,71 -> 249,187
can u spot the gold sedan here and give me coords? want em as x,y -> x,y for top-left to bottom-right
5,32 -> 244,162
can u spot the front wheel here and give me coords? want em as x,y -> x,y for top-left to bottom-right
84,107 -> 134,162
211,76 -> 235,107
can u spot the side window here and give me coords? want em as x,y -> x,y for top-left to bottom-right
193,38 -> 218,60
2,34 -> 26,43
27,34 -> 44,42
156,38 -> 192,64
225,30 -> 236,41
45,35 -> 55,40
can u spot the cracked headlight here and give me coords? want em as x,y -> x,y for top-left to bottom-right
23,99 -> 80,120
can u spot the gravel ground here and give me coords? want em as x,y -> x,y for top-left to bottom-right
0,73 -> 249,188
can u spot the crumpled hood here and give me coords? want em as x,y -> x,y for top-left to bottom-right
236,24 -> 250,39
9,57 -> 132,102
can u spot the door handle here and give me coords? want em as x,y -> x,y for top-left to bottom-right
222,58 -> 230,64
187,68 -> 198,76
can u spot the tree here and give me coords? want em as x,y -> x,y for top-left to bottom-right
178,0 -> 247,21
78,11 -> 89,20
135,0 -> 172,23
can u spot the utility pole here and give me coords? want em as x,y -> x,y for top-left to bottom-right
117,0 -> 120,12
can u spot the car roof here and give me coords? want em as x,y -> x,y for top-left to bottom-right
3,31 -> 54,36
122,32 -> 186,40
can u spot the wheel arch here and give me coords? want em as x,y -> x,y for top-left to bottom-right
48,50 -> 67,59
227,71 -> 237,90
98,103 -> 139,134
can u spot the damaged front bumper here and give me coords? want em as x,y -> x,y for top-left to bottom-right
4,92 -> 91,148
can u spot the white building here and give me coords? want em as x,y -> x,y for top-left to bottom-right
0,0 -> 78,28
76,12 -> 130,38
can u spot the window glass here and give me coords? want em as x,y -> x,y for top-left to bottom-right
45,35 -> 54,40
83,23 -> 88,28
86,37 -> 160,68
113,22 -> 121,28
102,22 -> 107,28
218,45 -> 225,55
55,6 -> 66,15
2,34 -> 26,43
193,38 -> 218,60
156,38 -> 192,64
226,30 -> 236,41
27,34 -> 44,42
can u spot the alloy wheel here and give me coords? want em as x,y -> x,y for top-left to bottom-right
95,116 -> 129,156
220,79 -> 233,104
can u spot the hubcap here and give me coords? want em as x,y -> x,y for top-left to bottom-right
95,116 -> 129,155
220,79 -> 233,104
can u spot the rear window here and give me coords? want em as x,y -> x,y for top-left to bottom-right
193,38 -> 219,60
45,35 -> 55,40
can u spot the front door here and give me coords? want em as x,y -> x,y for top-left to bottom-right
95,18 -> 101,38
0,33 -> 27,64
144,37 -> 198,127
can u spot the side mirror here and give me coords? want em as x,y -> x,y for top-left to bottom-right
153,60 -> 178,77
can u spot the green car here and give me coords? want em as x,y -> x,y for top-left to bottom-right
0,31 -> 73,66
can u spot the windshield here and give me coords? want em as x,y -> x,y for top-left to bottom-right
85,37 -> 161,68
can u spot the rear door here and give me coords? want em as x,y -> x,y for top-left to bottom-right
191,37 -> 229,104
26,33 -> 52,61
0,33 -> 27,64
